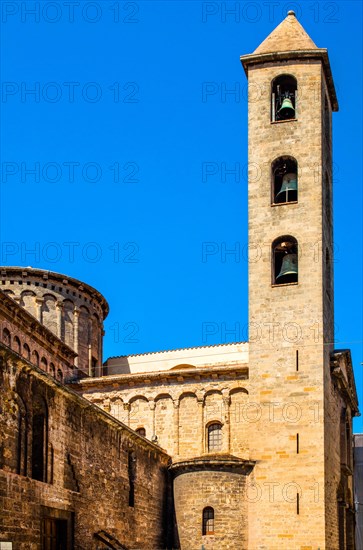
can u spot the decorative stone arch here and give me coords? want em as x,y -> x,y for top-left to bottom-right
3,327 -> 11,347
78,305 -> 91,372
128,395 -> 151,436
32,349 -> 40,367
229,387 -> 249,397
49,363 -> 55,378
154,392 -> 174,403
41,293 -> 58,334
178,392 -> 199,457
128,394 -> 149,406
40,356 -> 48,373
63,299 -> 75,347
23,342 -> 31,361
20,289 -> 37,317
109,395 -> 124,421
229,387 -> 249,456
203,388 -> 223,405
154,393 -> 175,450
13,335 -> 21,354
178,391 -> 198,404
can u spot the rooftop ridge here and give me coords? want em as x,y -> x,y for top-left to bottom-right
253,10 -> 317,55
106,341 -> 248,360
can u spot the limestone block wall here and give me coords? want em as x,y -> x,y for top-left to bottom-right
0,267 -> 108,375
245,58 -> 335,548
75,367 -> 250,461
172,469 -> 249,550
0,345 -> 171,550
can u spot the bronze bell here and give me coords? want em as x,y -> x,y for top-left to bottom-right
277,253 -> 298,280
276,173 -> 298,202
278,95 -> 295,119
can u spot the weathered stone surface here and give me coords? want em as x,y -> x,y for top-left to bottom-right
0,346 -> 170,550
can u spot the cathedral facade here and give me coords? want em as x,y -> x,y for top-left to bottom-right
0,11 -> 359,550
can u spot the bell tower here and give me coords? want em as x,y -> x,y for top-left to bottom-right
241,10 -> 338,548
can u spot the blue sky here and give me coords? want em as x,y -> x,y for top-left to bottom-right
1,1 -> 362,430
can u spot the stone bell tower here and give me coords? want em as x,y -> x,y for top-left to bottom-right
241,10 -> 339,548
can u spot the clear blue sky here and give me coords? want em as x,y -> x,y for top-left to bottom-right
1,1 -> 362,430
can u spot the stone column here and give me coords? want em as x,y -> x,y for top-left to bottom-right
150,401 -> 156,438
35,298 -> 44,323
223,395 -> 231,453
98,327 -> 105,377
173,400 -> 180,456
88,345 -> 93,376
73,307 -> 79,368
197,398 -> 204,455
55,301 -> 63,340
123,403 -> 131,427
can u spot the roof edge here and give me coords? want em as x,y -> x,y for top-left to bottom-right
106,341 -> 248,361
0,266 -> 109,319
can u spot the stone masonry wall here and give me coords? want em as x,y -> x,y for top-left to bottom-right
246,59 -> 332,549
76,369 -> 249,461
0,268 -> 107,375
173,470 -> 248,550
0,346 -> 171,550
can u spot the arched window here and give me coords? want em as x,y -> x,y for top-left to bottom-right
272,156 -> 298,204
14,336 -> 21,354
207,422 -> 222,452
40,357 -> 48,373
49,363 -> 55,378
23,343 -> 31,361
32,397 -> 48,482
271,75 -> 297,122
3,327 -> 11,347
32,350 -> 40,367
272,236 -> 298,285
136,427 -> 146,437
202,507 -> 215,535
57,369 -> 63,383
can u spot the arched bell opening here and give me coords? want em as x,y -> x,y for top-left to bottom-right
272,156 -> 298,204
272,236 -> 298,285
271,75 -> 297,122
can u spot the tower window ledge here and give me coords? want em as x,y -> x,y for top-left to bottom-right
271,201 -> 298,207
271,119 -> 297,125
271,282 -> 298,288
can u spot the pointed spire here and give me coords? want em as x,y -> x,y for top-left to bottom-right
253,10 -> 318,55
240,10 -> 338,111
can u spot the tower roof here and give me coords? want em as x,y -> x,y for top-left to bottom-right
240,10 -> 338,111
253,10 -> 317,55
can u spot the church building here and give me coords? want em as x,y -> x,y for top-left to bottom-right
0,11 -> 359,550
